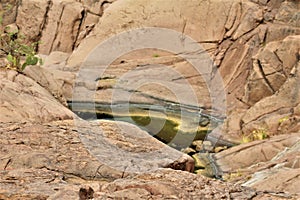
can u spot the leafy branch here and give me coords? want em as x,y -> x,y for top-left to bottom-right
0,27 -> 43,72
0,2 -> 42,72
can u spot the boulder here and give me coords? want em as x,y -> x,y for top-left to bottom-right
215,132 -> 300,195
1,0 -> 300,198
16,0 -> 49,43
0,69 -> 74,123
65,0 -> 300,142
0,0 -> 18,27
37,0 -> 84,54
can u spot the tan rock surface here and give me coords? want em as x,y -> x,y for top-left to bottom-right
1,0 -> 117,54
0,118 -> 197,199
1,0 -> 300,198
0,69 -> 74,123
68,0 -> 236,66
241,59 -> 300,136
4,0 -> 298,140
215,132 -> 300,195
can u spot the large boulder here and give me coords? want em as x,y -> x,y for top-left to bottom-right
0,69 -> 74,123
23,51 -> 76,105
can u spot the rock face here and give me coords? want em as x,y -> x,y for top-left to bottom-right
64,0 -> 300,140
215,132 -> 300,195
1,0 -> 116,54
2,0 -> 299,140
1,0 -> 300,199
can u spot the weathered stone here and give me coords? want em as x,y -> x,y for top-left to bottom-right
81,0 -> 116,16
0,0 -> 18,27
214,146 -> 227,153
202,140 -> 214,152
97,168 -> 258,200
274,1 -> 300,27
242,60 -> 300,135
245,35 -> 300,105
181,147 -> 196,155
1,0 -> 300,198
42,51 -> 70,69
12,0 -> 117,55
68,0 -> 238,66
4,23 -> 18,33
24,65 -> 75,104
191,140 -> 203,152
215,132 -> 300,194
0,69 -> 74,123
230,1 -> 263,40
38,0 -> 84,54
16,0 -> 49,43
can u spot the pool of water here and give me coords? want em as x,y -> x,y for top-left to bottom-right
69,101 -> 221,151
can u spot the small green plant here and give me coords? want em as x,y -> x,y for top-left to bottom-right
241,128 -> 269,143
153,54 -> 160,57
0,28 -> 42,72
0,3 -> 42,72
278,116 -> 289,124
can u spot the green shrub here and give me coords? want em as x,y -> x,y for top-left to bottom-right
0,3 -> 42,72
0,28 -> 43,72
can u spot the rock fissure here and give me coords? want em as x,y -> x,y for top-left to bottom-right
49,4 -> 65,53
3,158 -> 11,170
72,9 -> 86,51
36,0 -> 53,52
225,1 -> 242,39
257,59 -> 276,93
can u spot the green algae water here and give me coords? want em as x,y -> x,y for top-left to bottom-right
69,101 -> 220,151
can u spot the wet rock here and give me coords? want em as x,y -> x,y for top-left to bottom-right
191,140 -> 203,152
214,146 -> 227,153
181,147 -> 196,155
192,154 -> 206,169
1,0 -> 300,198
